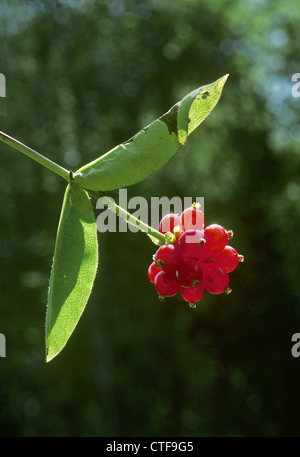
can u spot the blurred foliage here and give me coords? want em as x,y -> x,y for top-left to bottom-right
1,0 -> 300,437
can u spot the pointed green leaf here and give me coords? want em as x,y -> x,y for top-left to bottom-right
177,74 -> 229,144
46,181 -> 98,362
73,75 -> 228,192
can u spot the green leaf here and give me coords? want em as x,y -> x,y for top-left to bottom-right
177,74 -> 229,144
73,74 -> 228,192
74,119 -> 179,192
45,181 -> 98,362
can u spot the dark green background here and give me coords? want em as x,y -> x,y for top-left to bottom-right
1,0 -> 300,437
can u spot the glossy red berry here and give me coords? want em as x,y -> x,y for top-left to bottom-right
204,224 -> 232,253
177,229 -> 206,260
180,205 -> 205,231
155,244 -> 183,272
148,261 -> 161,284
212,246 -> 243,273
154,271 -> 181,297
159,213 -> 181,234
203,266 -> 230,294
176,259 -> 203,287
180,283 -> 205,306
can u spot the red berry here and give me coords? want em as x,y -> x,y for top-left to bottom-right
180,283 -> 205,305
155,244 -> 183,272
178,229 -> 206,259
204,224 -> 231,253
212,246 -> 241,273
159,213 -> 181,234
176,259 -> 203,287
154,271 -> 181,297
203,266 -> 229,294
148,262 -> 161,284
180,205 -> 205,231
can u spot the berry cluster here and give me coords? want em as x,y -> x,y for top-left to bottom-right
148,204 -> 244,308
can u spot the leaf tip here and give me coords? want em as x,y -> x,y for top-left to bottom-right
45,346 -> 53,363
217,74 -> 229,86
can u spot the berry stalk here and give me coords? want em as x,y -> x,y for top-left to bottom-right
100,196 -> 165,245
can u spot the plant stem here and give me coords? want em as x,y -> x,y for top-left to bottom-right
0,130 -> 70,181
100,196 -> 165,245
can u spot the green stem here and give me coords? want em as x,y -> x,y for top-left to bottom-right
0,130 -> 70,181
101,196 -> 165,245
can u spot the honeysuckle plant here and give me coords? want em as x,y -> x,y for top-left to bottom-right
0,75 -> 238,362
